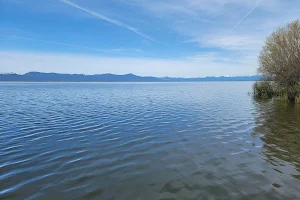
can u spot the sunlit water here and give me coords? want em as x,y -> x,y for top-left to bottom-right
1,82 -> 300,200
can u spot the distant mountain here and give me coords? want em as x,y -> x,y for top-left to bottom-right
161,75 -> 261,82
0,72 -> 262,82
0,72 -> 161,82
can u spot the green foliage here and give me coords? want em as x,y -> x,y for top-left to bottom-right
253,81 -> 274,99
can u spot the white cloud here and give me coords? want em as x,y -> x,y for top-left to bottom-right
120,0 -> 300,50
2,0 -> 300,76
189,34 -> 264,51
0,51 -> 256,77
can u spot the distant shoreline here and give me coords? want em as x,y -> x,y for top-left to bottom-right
0,81 -> 258,83
0,72 -> 261,82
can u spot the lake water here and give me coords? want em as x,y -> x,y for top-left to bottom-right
1,82 -> 300,200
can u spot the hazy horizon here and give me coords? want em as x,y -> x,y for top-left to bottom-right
1,70 -> 262,79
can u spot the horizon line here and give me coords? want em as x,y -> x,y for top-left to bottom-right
0,71 -> 261,79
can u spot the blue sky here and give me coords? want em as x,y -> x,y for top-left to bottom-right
0,0 -> 299,77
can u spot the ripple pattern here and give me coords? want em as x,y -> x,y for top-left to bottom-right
1,82 -> 300,200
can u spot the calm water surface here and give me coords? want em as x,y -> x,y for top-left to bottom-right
1,82 -> 300,200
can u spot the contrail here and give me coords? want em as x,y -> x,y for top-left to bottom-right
232,0 -> 263,31
59,0 -> 157,43
0,33 -> 124,53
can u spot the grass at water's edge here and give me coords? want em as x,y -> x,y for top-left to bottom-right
252,81 -> 300,103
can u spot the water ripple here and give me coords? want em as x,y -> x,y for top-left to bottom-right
1,82 -> 300,199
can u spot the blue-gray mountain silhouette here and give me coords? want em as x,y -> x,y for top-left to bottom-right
0,72 -> 261,82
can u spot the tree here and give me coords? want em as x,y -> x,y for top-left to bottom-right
258,19 -> 300,100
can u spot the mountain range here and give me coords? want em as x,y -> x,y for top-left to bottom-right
0,72 -> 261,82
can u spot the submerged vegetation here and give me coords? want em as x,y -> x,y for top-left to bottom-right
254,19 -> 300,102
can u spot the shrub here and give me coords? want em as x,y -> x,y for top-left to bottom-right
253,81 -> 274,99
255,19 -> 300,102
258,19 -> 300,89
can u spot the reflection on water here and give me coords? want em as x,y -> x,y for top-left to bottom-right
253,100 -> 300,180
0,82 -> 300,200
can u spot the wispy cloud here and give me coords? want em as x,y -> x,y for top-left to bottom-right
0,33 -> 142,54
59,0 -> 157,43
2,0 -> 300,76
0,51 -> 257,77
232,0 -> 263,31
186,33 -> 263,51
